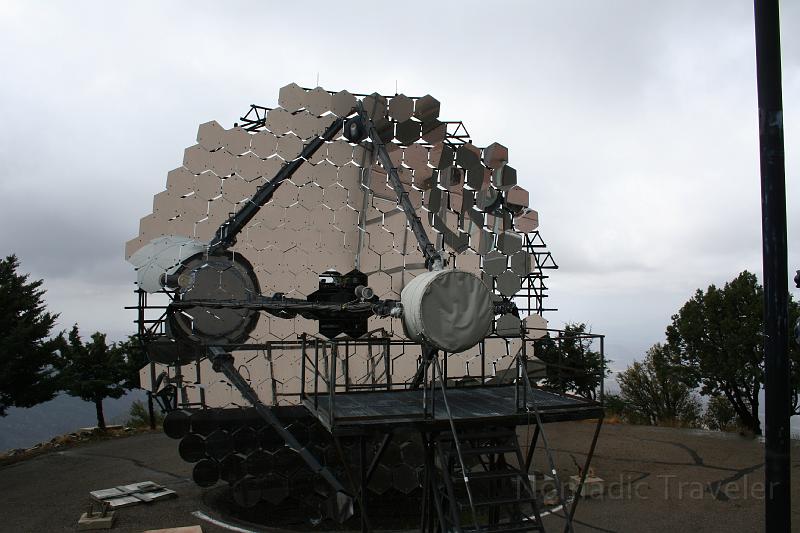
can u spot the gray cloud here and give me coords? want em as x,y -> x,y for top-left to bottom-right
0,0 -> 797,367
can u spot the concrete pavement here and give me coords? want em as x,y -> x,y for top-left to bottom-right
0,423 -> 797,532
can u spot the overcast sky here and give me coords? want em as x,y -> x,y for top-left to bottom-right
1,1 -> 798,373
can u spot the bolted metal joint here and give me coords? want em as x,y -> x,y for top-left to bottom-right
354,285 -> 375,301
343,116 -> 367,143
372,299 -> 402,318
424,250 -> 448,271
209,349 -> 234,372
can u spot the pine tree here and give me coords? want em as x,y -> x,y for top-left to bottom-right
56,326 -> 128,429
0,255 -> 59,415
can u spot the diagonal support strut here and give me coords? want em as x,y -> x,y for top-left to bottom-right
208,346 -> 354,522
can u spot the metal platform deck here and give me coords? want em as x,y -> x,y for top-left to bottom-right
303,384 -> 603,433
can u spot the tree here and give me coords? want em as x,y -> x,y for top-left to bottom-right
115,335 -> 156,429
116,335 -> 149,391
535,323 -> 608,400
603,393 -> 632,420
791,305 -> 800,416
665,271 -> 800,435
703,394 -> 738,431
616,343 -> 701,427
56,326 -> 129,429
0,255 -> 60,416
126,399 -> 163,428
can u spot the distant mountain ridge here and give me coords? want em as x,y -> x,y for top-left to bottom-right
0,391 -> 146,452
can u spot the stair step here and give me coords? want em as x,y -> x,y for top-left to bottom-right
458,445 -> 518,455
462,520 -> 545,532
435,428 -> 546,533
461,495 -> 538,508
456,470 -> 525,482
439,429 -> 518,442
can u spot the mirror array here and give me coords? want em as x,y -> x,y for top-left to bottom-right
170,408 -> 429,506
127,83 -> 549,408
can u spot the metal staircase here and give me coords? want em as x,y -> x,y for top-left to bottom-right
431,427 -> 546,533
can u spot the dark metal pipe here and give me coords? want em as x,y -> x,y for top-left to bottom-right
565,415 -> 604,531
301,333 -> 307,401
359,436 -> 369,533
220,453 -> 246,484
753,1 -> 791,530
162,409 -> 192,439
178,433 -> 206,463
208,116 -> 344,253
192,458 -> 220,487
354,101 -> 443,270
208,347 -> 353,521
204,429 -> 234,461
365,434 -> 392,486
524,424 -> 540,473
190,408 -> 218,436
243,449 -> 273,476
232,475 -> 262,508
232,426 -> 259,455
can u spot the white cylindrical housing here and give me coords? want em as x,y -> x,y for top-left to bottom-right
400,269 -> 494,353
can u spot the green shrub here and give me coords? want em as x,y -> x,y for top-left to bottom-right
126,399 -> 163,428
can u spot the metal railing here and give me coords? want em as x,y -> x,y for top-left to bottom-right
526,327 -> 607,405
297,327 -> 606,430
127,282 -> 607,422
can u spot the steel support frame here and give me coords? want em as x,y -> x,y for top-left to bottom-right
519,414 -> 603,533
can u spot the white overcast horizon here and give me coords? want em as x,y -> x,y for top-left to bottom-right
1,1 -> 798,379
